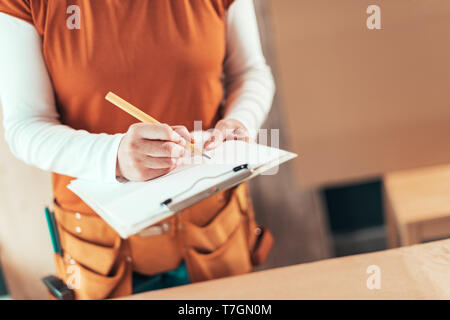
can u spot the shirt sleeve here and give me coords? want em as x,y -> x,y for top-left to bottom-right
0,13 -> 125,183
223,0 -> 276,139
0,0 -> 33,24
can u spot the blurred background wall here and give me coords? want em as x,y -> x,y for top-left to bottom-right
250,0 -> 334,270
251,0 -> 392,266
270,0 -> 450,188
0,109 -> 54,299
266,0 -> 450,256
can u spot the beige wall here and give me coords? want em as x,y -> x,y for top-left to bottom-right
0,108 -> 54,299
250,0 -> 333,268
270,0 -> 450,187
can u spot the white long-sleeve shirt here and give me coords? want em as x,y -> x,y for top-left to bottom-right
0,0 -> 275,183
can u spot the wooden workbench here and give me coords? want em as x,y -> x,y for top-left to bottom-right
123,239 -> 450,300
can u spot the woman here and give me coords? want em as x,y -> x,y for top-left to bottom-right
0,0 -> 274,299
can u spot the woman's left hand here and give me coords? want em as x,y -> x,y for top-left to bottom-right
204,119 -> 250,151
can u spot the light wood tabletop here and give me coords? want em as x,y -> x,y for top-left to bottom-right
122,239 -> 450,300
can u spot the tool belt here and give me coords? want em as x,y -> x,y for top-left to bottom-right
51,183 -> 273,300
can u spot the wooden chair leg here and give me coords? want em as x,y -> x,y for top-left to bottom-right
383,192 -> 399,248
400,223 -> 421,247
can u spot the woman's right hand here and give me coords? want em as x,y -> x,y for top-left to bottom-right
116,123 -> 192,182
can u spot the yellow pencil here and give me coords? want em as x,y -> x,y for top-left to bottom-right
105,92 -> 210,159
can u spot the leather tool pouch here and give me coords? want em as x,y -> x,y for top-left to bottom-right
51,183 -> 273,298
181,183 -> 273,282
53,202 -> 132,300
250,226 -> 274,266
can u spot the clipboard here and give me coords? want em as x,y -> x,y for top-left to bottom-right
161,152 -> 296,213
68,141 -> 297,238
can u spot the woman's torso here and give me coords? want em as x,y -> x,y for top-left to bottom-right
30,0 -> 231,212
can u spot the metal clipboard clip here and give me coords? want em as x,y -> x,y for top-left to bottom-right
160,164 -> 251,213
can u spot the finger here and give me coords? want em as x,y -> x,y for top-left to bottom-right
225,128 -> 250,142
204,129 -> 225,151
234,128 -> 249,139
131,123 -> 184,144
172,126 -> 194,144
137,140 -> 187,158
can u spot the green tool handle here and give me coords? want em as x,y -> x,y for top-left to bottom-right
44,207 -> 62,255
